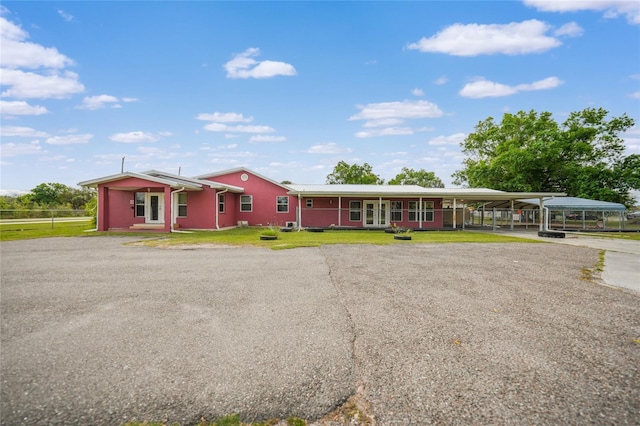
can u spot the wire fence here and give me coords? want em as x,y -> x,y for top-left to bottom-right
0,210 -> 91,229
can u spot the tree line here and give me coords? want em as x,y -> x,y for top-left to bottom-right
0,183 -> 95,211
322,108 -> 638,208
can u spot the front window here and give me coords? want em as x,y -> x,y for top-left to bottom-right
135,193 -> 145,217
409,201 -> 434,222
391,201 -> 402,222
277,196 -> 289,213
177,193 -> 187,217
240,195 -> 252,212
349,201 -> 361,222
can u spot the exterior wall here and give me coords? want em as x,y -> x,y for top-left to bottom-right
174,188 -> 216,229
299,197 -> 444,228
203,170 -> 296,226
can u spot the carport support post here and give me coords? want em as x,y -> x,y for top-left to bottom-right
539,198 -> 544,231
338,196 -> 342,227
510,199 -> 514,231
462,204 -> 466,230
492,207 -> 497,230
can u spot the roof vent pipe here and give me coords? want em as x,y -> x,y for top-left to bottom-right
121,157 -> 125,173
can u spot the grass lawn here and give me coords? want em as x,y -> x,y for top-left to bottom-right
0,221 -> 540,245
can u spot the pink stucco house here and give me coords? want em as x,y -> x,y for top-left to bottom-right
79,167 -> 561,232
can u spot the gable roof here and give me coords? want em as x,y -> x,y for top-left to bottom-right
78,170 -> 244,192
196,167 -> 292,190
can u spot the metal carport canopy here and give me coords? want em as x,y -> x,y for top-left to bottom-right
484,196 -> 626,211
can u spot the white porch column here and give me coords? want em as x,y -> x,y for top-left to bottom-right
419,197 -> 423,229
510,199 -> 514,231
452,198 -> 457,229
338,196 -> 342,227
298,194 -> 302,229
539,197 -> 544,231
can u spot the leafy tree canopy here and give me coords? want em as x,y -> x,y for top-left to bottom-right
452,108 -> 638,207
389,167 -> 444,188
1,183 -> 95,210
326,161 -> 384,184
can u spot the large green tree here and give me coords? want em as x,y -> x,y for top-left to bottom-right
389,167 -> 444,188
452,108 -> 639,206
326,161 -> 384,184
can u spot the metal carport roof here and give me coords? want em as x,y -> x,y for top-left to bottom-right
485,196 -> 626,211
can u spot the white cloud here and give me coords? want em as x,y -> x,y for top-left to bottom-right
0,140 -> 43,157
250,135 -> 287,142
0,68 -> 84,99
434,76 -> 449,85
0,17 -> 74,69
46,134 -> 93,145
0,125 -> 49,137
306,142 -> 353,154
203,123 -> 275,133
459,76 -> 563,98
523,0 -> 640,25
355,127 -> 416,138
428,133 -> 467,146
0,100 -> 48,115
554,22 -> 584,37
57,9 -> 73,22
77,94 -> 120,110
362,118 -> 405,128
196,112 -> 253,122
411,88 -> 424,96
350,100 -> 443,121
407,19 -> 564,56
628,91 -> 640,99
109,131 -> 159,143
224,47 -> 297,79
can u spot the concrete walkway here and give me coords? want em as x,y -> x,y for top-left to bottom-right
502,230 -> 640,292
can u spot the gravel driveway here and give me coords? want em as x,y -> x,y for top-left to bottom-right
1,237 -> 639,425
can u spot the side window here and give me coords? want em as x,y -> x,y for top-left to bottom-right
277,196 -> 289,213
218,193 -> 225,213
240,195 -> 252,212
135,193 -> 145,217
306,199 -> 313,208
177,193 -> 187,217
349,201 -> 361,221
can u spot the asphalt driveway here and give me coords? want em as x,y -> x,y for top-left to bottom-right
1,237 -> 639,425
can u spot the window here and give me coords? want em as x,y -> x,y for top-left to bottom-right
306,199 -> 313,208
218,193 -> 225,213
177,193 -> 187,217
135,193 -> 145,217
277,196 -> 289,213
349,201 -> 362,221
391,201 -> 402,222
240,195 -> 252,212
408,201 -> 434,222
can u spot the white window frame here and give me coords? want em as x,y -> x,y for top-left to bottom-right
391,201 -> 402,222
277,196 -> 289,213
240,195 -> 253,212
218,193 -> 225,213
349,201 -> 362,222
135,192 -> 145,217
176,192 -> 187,217
306,198 -> 313,208
409,201 -> 434,222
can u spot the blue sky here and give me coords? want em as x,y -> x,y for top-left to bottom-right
1,1 -> 639,193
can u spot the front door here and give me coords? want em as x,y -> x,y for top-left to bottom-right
146,193 -> 164,224
364,201 -> 389,227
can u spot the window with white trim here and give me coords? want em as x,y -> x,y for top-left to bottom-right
277,196 -> 289,213
408,201 -> 434,222
177,193 -> 187,217
240,195 -> 253,212
349,201 -> 361,221
306,199 -> 313,208
391,201 -> 402,222
135,193 -> 145,217
218,193 -> 225,213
